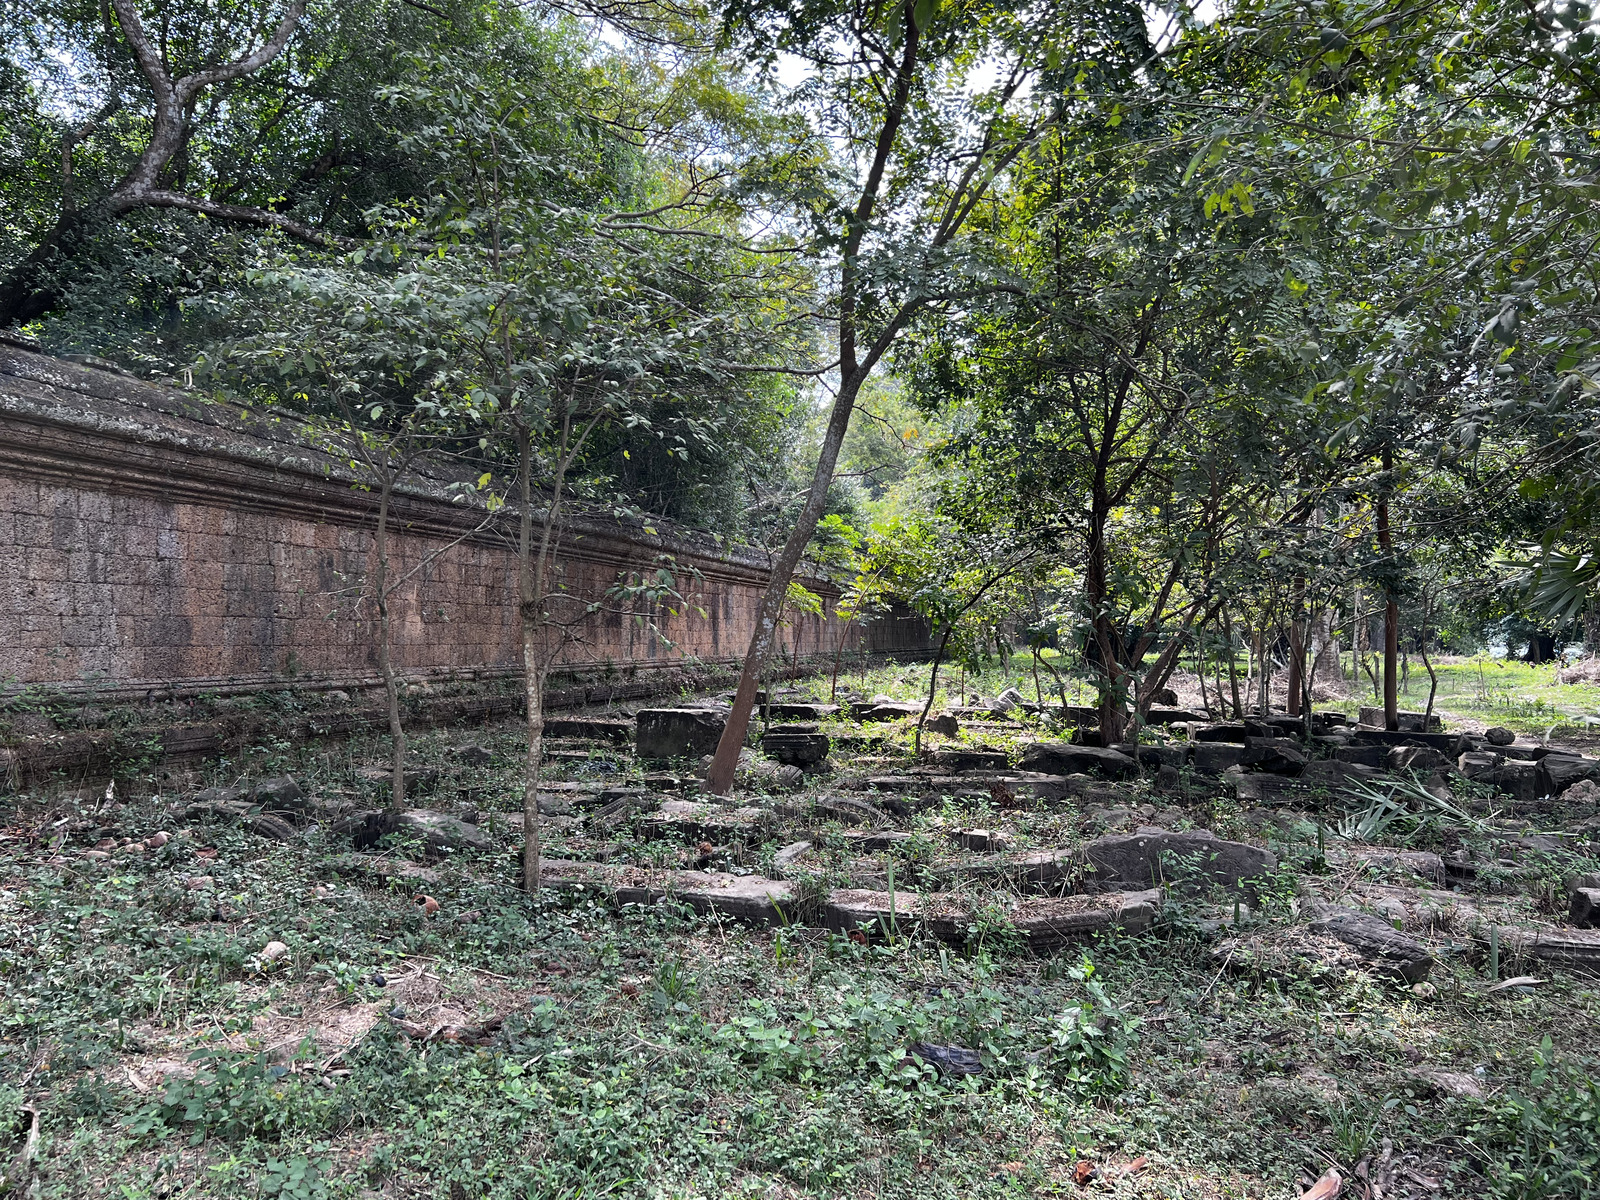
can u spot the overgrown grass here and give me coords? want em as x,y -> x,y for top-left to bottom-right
5,702 -> 1600,1197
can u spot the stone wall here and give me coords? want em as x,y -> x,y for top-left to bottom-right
0,340 -> 929,699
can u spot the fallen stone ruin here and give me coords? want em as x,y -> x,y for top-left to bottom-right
55,691 -> 1600,985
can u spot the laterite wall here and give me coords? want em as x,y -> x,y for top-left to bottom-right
0,341 -> 928,699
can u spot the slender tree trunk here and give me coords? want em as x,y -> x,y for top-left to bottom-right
1420,636 -> 1438,718
1031,647 -> 1043,704
705,379 -> 869,793
705,15 -> 925,796
1378,449 -> 1399,731
373,477 -> 406,810
1086,508 -> 1128,744
1286,577 -> 1306,716
1254,630 -> 1267,713
1039,647 -> 1071,711
914,626 -> 955,755
518,427 -> 543,893
1222,611 -> 1243,719
829,611 -> 858,701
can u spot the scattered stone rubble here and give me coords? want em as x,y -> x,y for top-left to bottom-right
70,694 -> 1594,982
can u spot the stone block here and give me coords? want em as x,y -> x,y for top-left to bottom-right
1190,742 -> 1245,774
1193,723 -> 1249,743
1458,750 -> 1503,779
544,717 -> 633,742
1357,707 -> 1442,732
1540,754 -> 1600,796
539,860 -> 797,926
1333,743 -> 1390,768
851,700 -> 923,721
1145,708 -> 1208,725
1016,742 -> 1137,779
1388,744 -> 1451,774
1113,743 -> 1185,769
930,746 -> 1009,772
762,729 -> 830,768
1307,904 -> 1434,983
637,799 -> 774,842
1082,828 -> 1276,896
1570,888 -> 1600,929
636,709 -> 726,759
1241,737 -> 1308,775
252,776 -> 306,813
820,887 -> 1160,951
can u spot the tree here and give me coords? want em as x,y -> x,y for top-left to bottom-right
704,0 -> 1160,792
207,250 -> 491,808
1,0 -> 315,328
903,88 -> 1328,739
374,50 -> 804,889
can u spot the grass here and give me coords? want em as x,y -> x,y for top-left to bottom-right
3,671 -> 1600,1197
806,650 -> 1600,738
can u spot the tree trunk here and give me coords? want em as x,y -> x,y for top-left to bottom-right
1420,634 -> 1438,718
705,375 -> 871,793
1378,452 -> 1399,731
914,626 -> 955,756
0,210 -> 96,329
1286,577 -> 1306,716
373,477 -> 406,810
518,427 -> 542,893
1085,504 -> 1128,744
2,0 -> 312,329
1222,610 -> 1243,719
1310,603 -> 1339,684
829,611 -> 858,701
705,12 -> 924,796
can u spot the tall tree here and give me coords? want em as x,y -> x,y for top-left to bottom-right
704,0 -> 1159,792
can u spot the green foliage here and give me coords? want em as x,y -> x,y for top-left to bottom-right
1467,1038 -> 1600,1199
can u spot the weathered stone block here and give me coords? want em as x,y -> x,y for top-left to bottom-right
636,708 -> 726,759
1016,742 -> 1137,779
1190,742 -> 1245,774
851,700 -> 923,721
1540,754 -> 1600,796
1307,904 -> 1434,982
761,728 -> 830,768
1241,737 -> 1307,775
930,746 -> 1009,772
1193,723 -> 1248,743
1458,750 -> 1503,779
1083,828 -> 1276,895
1387,744 -> 1451,774
1357,707 -> 1442,732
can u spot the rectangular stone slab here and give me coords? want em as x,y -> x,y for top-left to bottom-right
1083,829 -> 1276,896
539,859 -> 798,925
636,799 -> 774,841
1483,925 -> 1600,975
543,717 -> 634,742
636,709 -> 726,758
820,888 -> 1160,951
